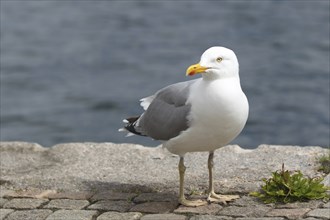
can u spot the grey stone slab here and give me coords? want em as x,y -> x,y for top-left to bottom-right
275,200 -> 323,209
218,206 -> 272,218
306,208 -> 330,219
231,196 -> 268,207
3,198 -> 48,209
303,218 -> 323,220
322,202 -> 330,208
190,215 -> 233,220
46,210 -> 99,220
97,211 -> 143,220
174,203 -> 222,215
0,198 -> 8,208
130,201 -> 178,214
266,208 -> 311,219
91,191 -> 137,202
236,218 -> 284,220
5,209 -> 53,220
44,199 -> 89,210
141,214 -> 187,220
133,193 -> 177,203
87,200 -> 133,212
0,209 -> 14,220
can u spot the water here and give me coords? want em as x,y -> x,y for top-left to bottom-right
1,1 -> 329,148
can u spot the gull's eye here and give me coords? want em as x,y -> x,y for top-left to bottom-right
216,57 -> 223,62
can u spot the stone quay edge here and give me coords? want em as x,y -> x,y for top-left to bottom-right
0,142 -> 329,220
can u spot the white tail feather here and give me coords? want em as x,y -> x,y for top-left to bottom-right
125,132 -> 135,137
118,127 -> 136,137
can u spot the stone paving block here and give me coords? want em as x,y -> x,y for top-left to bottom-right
48,191 -> 94,200
174,203 -> 222,215
231,196 -> 268,207
5,209 -> 53,220
0,209 -> 14,220
190,215 -> 233,220
266,208 -> 311,219
130,201 -> 178,214
275,200 -> 324,209
91,191 -> 137,202
322,202 -> 330,208
97,211 -> 143,220
3,198 -> 48,209
306,208 -> 330,219
46,210 -> 99,220
236,218 -> 285,220
0,198 -> 8,208
133,193 -> 177,203
87,200 -> 133,212
303,218 -> 324,220
235,217 -> 285,220
44,199 -> 89,210
218,206 -> 272,218
141,213 -> 187,220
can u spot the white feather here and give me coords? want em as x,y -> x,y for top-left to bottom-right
140,95 -> 155,110
126,132 -> 135,137
118,128 -> 136,137
118,128 -> 126,132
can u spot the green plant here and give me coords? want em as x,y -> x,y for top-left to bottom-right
250,164 -> 330,203
317,153 -> 330,174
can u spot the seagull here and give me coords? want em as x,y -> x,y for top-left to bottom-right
120,46 -> 249,207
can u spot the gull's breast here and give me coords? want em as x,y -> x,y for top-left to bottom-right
164,78 -> 249,156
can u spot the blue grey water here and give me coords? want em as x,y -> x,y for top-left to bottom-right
1,1 -> 329,148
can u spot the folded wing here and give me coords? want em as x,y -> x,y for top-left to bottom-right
123,79 -> 197,140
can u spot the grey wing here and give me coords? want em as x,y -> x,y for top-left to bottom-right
137,79 -> 197,140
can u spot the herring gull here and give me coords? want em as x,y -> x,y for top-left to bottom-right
120,46 -> 249,206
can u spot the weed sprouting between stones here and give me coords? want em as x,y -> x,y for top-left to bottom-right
250,164 -> 330,204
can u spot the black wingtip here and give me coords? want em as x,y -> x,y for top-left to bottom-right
124,116 -> 146,136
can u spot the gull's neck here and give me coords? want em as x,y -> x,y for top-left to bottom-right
201,73 -> 240,82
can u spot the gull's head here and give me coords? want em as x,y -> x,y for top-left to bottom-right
186,46 -> 239,80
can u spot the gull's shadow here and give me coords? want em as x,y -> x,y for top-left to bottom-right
81,180 -> 177,195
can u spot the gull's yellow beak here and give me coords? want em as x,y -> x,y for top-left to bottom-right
186,63 -> 209,76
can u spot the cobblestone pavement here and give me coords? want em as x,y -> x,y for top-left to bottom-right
0,189 -> 329,220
